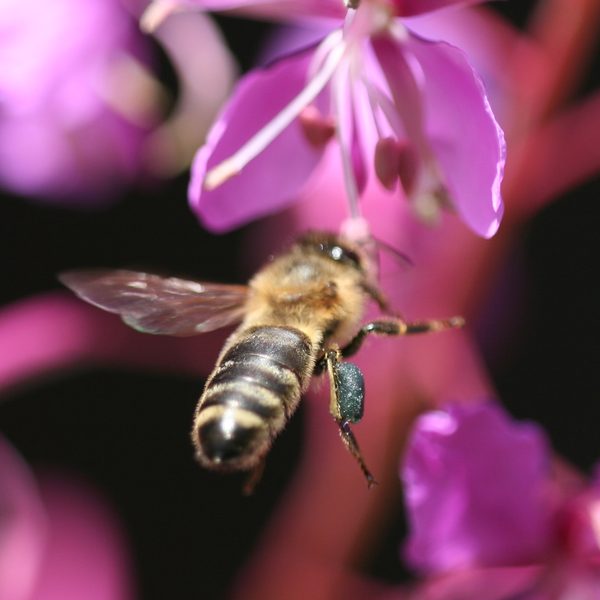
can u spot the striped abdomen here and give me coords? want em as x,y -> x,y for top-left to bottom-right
192,326 -> 314,471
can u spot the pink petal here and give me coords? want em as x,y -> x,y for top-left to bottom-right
0,0 -> 152,203
405,33 -> 505,238
402,403 -> 553,573
0,292 -> 226,394
394,0 -> 487,17
143,0 -> 344,26
189,47 -> 328,232
0,437 -> 46,600
28,477 -> 134,600
142,11 -> 237,177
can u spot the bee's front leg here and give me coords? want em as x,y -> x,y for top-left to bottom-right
324,348 -> 377,489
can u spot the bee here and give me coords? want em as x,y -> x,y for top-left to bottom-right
60,231 -> 463,489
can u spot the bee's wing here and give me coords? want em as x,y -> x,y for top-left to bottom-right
59,269 -> 249,336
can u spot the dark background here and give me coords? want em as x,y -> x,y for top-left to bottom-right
1,2 -> 599,598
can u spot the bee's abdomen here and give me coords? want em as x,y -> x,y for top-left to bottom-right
193,326 -> 313,471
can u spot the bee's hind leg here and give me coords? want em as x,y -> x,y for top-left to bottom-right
242,460 -> 266,496
324,349 -> 377,489
337,420 -> 377,488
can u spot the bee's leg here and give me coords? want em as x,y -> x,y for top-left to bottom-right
337,420 -> 377,488
340,316 -> 465,359
325,349 -> 377,488
242,461 -> 265,496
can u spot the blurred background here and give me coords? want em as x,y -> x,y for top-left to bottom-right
0,1 -> 598,598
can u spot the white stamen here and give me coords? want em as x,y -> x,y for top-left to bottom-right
204,37 -> 346,191
308,29 -> 344,80
332,66 -> 360,219
360,77 -> 385,140
389,21 -> 409,42
140,0 -> 187,33
362,76 -> 404,138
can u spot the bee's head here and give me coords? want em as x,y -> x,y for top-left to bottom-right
295,231 -> 368,273
295,228 -> 393,309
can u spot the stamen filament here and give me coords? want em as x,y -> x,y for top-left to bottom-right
204,38 -> 346,191
332,67 -> 360,219
360,77 -> 385,140
362,76 -> 403,139
308,29 -> 344,80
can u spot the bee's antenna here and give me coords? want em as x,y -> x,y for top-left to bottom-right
339,217 -> 413,268
371,237 -> 413,268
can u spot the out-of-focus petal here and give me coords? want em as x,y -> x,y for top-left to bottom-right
406,34 -> 505,238
0,0 -> 154,203
409,565 -> 543,600
142,11 -> 237,176
0,437 -> 46,600
142,0 -> 344,30
394,0 -> 486,17
28,477 -> 134,600
189,47 -> 327,232
0,293 -> 225,394
402,403 -> 553,573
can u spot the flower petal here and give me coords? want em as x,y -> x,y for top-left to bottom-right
394,0 -> 487,17
189,46 -> 328,232
28,477 -> 134,600
405,33 -> 505,238
142,0 -> 344,29
0,436 -> 46,600
402,403 -> 553,573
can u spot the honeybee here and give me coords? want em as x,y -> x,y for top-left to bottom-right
60,231 -> 463,489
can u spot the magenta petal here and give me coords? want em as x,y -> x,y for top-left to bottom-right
0,437 -> 46,600
394,0 -> 487,17
189,47 -> 327,232
402,403 -> 552,573
406,33 -> 505,238
29,478 -> 134,600
156,0 -> 345,21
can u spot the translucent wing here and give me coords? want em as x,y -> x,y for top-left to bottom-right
59,269 -> 249,336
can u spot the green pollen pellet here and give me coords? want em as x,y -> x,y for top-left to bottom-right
336,362 -> 365,423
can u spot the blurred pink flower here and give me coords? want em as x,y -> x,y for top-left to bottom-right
403,402 -> 554,572
0,0 -> 153,202
402,402 -> 600,598
0,0 -> 236,203
0,435 -> 134,600
173,0 -> 505,237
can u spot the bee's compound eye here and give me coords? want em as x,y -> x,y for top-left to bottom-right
195,410 -> 268,470
335,362 -> 364,423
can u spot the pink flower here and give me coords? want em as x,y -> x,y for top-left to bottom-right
0,435 -> 134,600
172,0 -> 505,237
402,402 -> 600,597
0,0 -> 236,203
0,0 -> 153,202
402,402 -> 554,572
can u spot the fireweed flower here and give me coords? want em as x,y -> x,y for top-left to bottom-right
0,0 -> 235,203
402,402 -> 600,597
0,0 -> 156,202
160,0 -> 506,236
